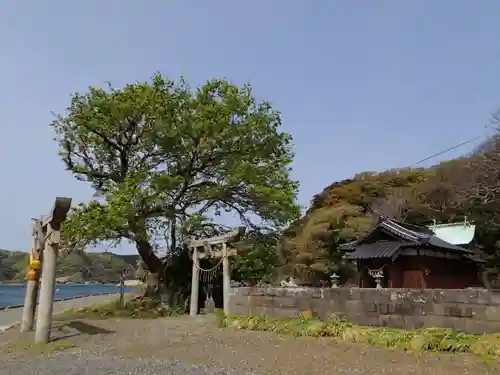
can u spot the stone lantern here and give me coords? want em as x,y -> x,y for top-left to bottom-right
373,271 -> 384,289
330,273 -> 340,288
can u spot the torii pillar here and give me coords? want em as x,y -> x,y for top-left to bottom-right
20,219 -> 43,332
34,197 -> 72,344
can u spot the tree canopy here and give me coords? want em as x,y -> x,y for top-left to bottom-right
52,74 -> 300,274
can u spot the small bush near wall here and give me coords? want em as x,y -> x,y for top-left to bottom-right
60,298 -> 184,319
216,310 -> 500,357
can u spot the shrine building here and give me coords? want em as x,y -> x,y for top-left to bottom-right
339,216 -> 484,289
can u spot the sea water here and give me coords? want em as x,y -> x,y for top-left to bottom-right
0,283 -> 134,308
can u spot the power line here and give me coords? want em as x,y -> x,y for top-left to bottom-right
386,70 -> 500,169
407,132 -> 490,168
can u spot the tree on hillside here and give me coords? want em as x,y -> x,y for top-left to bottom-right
231,230 -> 281,285
371,188 -> 417,220
51,74 -> 300,281
457,121 -> 500,227
459,131 -> 500,268
289,203 -> 372,283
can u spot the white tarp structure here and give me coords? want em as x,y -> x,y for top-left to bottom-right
427,219 -> 475,245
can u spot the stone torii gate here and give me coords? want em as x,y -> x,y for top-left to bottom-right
186,226 -> 245,316
19,197 -> 72,344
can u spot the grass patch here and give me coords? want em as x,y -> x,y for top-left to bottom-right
216,310 -> 500,357
2,339 -> 75,355
60,297 -> 184,320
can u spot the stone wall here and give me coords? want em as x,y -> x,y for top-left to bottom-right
228,287 -> 500,334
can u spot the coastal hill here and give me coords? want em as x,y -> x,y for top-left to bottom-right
282,140 -> 500,280
0,248 -> 139,283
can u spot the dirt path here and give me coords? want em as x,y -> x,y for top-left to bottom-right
1,315 -> 499,374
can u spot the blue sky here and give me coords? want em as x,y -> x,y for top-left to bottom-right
1,1 -> 500,253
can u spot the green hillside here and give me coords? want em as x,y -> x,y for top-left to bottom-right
0,249 -> 139,283
0,249 -> 28,281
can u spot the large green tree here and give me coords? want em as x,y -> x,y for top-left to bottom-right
52,74 -> 300,274
231,230 -> 281,285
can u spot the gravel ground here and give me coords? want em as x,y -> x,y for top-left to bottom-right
1,315 -> 499,375
0,355 -> 243,375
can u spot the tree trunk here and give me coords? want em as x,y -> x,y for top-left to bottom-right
128,217 -> 163,273
142,272 -> 161,298
135,238 -> 163,273
170,219 -> 176,253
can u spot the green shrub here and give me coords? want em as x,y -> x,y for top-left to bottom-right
215,308 -> 226,328
220,313 -> 500,357
62,297 -> 185,319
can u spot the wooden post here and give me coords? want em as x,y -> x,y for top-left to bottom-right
34,197 -> 71,344
119,270 -> 125,308
20,219 -> 42,333
222,242 -> 231,315
189,247 -> 200,316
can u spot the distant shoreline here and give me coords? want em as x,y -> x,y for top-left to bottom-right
0,283 -> 137,309
0,281 -> 127,285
